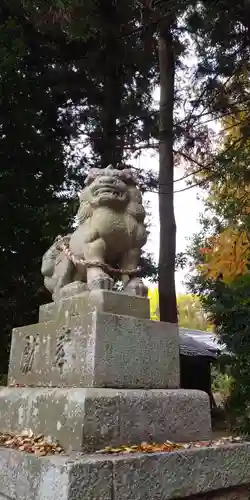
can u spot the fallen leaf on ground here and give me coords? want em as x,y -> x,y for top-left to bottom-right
0,430 -> 64,455
95,436 -> 244,455
96,441 -> 184,454
0,432 -> 244,457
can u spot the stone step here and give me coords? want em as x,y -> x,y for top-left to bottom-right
1,442 -> 250,500
0,387 -> 211,452
8,311 -> 180,390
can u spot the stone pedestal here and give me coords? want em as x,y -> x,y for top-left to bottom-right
38,290 -> 150,323
1,442 -> 250,500
8,311 -> 179,389
0,387 -> 211,452
1,290 -> 212,453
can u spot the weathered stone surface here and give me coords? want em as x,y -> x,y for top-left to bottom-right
189,485 -> 250,499
53,281 -> 88,301
8,321 -> 54,387
118,389 -> 211,444
67,456 -> 112,500
111,443 -> 250,499
91,312 -> 179,389
39,290 -> 150,323
0,443 -> 250,500
0,448 -> 112,500
0,388 -> 211,452
9,311 -> 179,389
0,447 -> 68,500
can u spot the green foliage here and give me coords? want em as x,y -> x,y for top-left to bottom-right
211,366 -> 235,431
20,0 -> 159,170
139,253 -> 158,282
184,31 -> 250,426
188,233 -> 250,433
212,370 -> 233,404
0,0 -> 160,374
204,276 -> 250,433
187,163 -> 250,434
0,2 -> 77,374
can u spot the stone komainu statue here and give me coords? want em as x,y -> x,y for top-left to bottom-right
41,166 -> 148,299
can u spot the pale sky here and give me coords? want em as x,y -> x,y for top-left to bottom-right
133,152 -> 204,293
138,81 -> 204,293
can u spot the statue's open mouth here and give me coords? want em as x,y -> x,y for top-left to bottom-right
93,183 -> 125,198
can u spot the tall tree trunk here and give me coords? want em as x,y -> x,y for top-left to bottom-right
95,3 -> 124,169
158,22 -> 178,323
99,38 -> 123,168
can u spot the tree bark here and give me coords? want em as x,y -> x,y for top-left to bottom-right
95,3 -> 124,169
100,54 -> 123,168
158,22 -> 178,323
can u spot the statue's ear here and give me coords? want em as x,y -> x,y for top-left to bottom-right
121,168 -> 135,185
85,168 -> 100,186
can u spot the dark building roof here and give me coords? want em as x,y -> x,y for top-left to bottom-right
179,328 -> 218,359
180,327 -> 230,356
180,327 -> 226,352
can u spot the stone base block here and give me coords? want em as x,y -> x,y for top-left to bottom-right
39,290 -> 150,323
0,442 -> 250,500
0,387 -> 211,452
8,311 -> 179,389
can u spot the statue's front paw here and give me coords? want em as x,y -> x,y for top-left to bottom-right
124,278 -> 148,297
88,274 -> 114,291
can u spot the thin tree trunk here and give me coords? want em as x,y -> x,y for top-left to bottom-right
158,22 -> 178,323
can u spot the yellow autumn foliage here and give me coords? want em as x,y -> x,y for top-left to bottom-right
148,287 -> 160,321
197,97 -> 250,284
198,228 -> 250,284
147,288 -> 212,330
